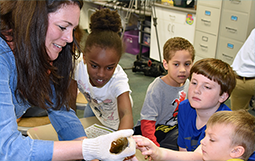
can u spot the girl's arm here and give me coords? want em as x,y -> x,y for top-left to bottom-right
117,91 -> 133,130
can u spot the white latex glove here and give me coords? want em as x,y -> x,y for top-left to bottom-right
82,129 -> 136,161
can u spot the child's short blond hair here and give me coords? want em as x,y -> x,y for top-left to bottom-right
207,110 -> 255,160
163,37 -> 195,62
190,58 -> 236,99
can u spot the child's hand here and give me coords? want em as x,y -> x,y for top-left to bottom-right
132,135 -> 161,161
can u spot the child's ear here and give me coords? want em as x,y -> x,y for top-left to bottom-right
230,146 -> 245,158
219,92 -> 229,103
163,59 -> 168,70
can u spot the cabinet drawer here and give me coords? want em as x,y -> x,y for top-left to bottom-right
223,0 -> 253,13
155,6 -> 187,24
219,10 -> 249,42
216,36 -> 243,65
196,5 -> 221,35
194,31 -> 217,58
197,0 -> 222,9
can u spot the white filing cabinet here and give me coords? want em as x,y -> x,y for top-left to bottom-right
150,4 -> 196,62
193,0 -> 222,62
216,0 -> 255,65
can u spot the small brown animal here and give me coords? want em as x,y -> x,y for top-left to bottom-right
110,137 -> 128,154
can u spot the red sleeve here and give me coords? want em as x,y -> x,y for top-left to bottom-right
141,120 -> 160,147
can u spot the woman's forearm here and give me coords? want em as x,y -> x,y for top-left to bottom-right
52,140 -> 83,160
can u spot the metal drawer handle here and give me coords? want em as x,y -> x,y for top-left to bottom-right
171,25 -> 175,33
200,44 -> 208,51
230,0 -> 241,4
169,15 -> 176,20
226,27 -> 237,33
168,24 -> 171,32
167,24 -> 175,33
201,19 -> 211,26
222,53 -> 233,59
202,36 -> 208,42
200,44 -> 208,48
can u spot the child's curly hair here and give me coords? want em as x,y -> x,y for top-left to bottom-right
84,8 -> 124,58
163,37 -> 195,62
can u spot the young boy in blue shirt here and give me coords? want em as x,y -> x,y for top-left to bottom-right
177,58 -> 236,151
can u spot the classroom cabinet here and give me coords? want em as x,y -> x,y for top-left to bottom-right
195,5 -> 221,35
150,4 -> 196,62
194,30 -> 218,59
193,0 -> 255,65
216,0 -> 255,65
193,0 -> 222,62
